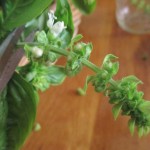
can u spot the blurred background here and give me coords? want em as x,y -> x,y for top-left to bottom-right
22,1 -> 150,150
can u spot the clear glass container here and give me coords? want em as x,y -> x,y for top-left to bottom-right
116,0 -> 150,34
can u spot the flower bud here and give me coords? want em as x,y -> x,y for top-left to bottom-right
74,43 -> 85,51
31,46 -> 43,58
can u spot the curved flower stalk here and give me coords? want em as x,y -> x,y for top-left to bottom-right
17,6 -> 150,137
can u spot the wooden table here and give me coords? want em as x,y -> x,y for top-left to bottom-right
22,1 -> 150,150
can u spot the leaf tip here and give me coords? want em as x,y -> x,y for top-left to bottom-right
77,88 -> 86,96
112,103 -> 122,120
33,122 -> 41,132
128,119 -> 135,136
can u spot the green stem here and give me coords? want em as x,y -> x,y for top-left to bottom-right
48,45 -> 118,86
109,78 -> 118,87
81,58 -> 100,73
18,42 -> 101,72
49,45 -> 101,72
17,42 -> 117,86
47,45 -> 69,57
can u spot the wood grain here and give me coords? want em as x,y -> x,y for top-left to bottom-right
22,1 -> 150,150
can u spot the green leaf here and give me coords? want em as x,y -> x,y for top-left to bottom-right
84,43 -> 93,59
71,34 -> 83,43
138,101 -> 150,115
55,0 -> 74,47
122,75 -> 143,85
59,30 -> 73,48
138,126 -> 144,138
70,34 -> 83,51
102,54 -> 118,64
48,65 -> 66,85
143,126 -> 150,136
18,63 -> 66,91
0,0 -> 53,34
0,8 -> 3,25
102,54 -> 119,76
65,52 -> 83,76
112,103 -> 122,120
90,70 -> 110,93
0,72 -> 38,150
0,88 -> 8,149
71,0 -> 96,14
47,51 -> 58,63
36,30 -> 48,45
77,75 -> 94,95
109,98 -> 121,104
22,10 -> 49,39
128,119 -> 135,135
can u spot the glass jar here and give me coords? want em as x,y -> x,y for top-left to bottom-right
116,0 -> 150,34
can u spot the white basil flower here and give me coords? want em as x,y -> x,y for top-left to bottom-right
51,21 -> 67,37
31,46 -> 43,58
47,11 -> 67,37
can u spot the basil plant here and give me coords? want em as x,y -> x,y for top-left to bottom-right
0,0 -> 150,150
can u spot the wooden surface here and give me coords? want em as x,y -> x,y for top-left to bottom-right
22,1 -> 150,150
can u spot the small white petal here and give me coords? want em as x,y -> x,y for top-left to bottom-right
47,10 -> 57,28
49,10 -> 57,19
47,20 -> 54,28
51,21 -> 67,37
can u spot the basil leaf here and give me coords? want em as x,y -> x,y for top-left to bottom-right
18,63 -> 66,91
112,103 -> 122,120
0,7 -> 3,25
0,0 -> 53,33
71,34 -> 83,44
48,65 -> 66,85
0,72 -> 38,150
138,126 -> 144,138
128,119 -> 135,135
138,101 -> 150,115
121,75 -> 143,85
0,88 -> 8,149
55,0 -> 74,47
102,54 -> 119,76
143,126 -> 150,136
22,10 -> 49,40
36,30 -> 49,45
71,0 -> 96,14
